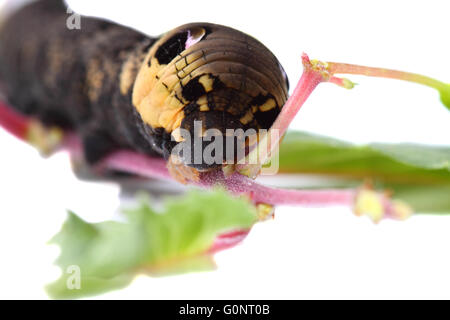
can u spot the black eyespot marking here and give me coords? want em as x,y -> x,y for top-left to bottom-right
182,76 -> 206,101
254,107 -> 280,129
155,31 -> 189,65
181,74 -> 225,102
249,93 -> 279,129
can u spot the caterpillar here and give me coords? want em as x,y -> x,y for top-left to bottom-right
0,0 -> 289,182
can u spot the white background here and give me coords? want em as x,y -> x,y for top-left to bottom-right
0,0 -> 449,299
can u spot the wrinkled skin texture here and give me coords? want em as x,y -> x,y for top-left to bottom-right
0,0 -> 289,173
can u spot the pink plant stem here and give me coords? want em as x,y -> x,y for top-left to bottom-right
0,100 -> 29,139
238,54 -> 327,177
209,230 -> 250,253
200,170 -> 356,206
102,151 -> 173,181
255,54 -> 325,167
99,150 -> 356,207
269,54 -> 324,143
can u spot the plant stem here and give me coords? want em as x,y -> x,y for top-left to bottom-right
268,54 -> 325,147
267,54 -> 380,141
103,150 -> 172,181
209,230 -> 250,253
0,100 -> 64,154
238,54 -> 328,178
0,100 -> 29,140
326,61 -> 450,109
326,62 -> 447,91
97,148 -> 357,207
100,151 -> 410,222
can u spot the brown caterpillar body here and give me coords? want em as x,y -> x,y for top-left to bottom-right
0,0 -> 289,175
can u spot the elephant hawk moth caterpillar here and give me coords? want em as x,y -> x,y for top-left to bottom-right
0,1 -> 448,217
0,0 -> 289,183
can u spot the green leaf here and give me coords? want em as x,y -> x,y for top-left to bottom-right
370,144 -> 450,171
46,190 -> 257,299
278,131 -> 450,213
389,183 -> 450,214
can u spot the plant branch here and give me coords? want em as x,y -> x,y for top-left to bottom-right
237,54 -> 329,178
326,61 -> 450,109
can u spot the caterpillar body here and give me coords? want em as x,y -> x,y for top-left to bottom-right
0,0 -> 289,181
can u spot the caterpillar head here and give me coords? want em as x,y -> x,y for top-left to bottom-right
132,23 -> 289,181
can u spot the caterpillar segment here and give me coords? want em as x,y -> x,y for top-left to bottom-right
0,0 -> 289,183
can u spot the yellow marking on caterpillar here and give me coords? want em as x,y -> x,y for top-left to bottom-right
132,56 -> 160,106
133,50 -> 185,132
259,98 -> 276,112
240,110 -> 254,125
132,24 -> 285,135
172,115 -> 183,132
132,29 -> 211,133
199,104 -> 210,112
86,59 -> 104,102
175,58 -> 187,71
182,76 -> 194,88
186,50 -> 205,64
199,74 -> 214,92
177,55 -> 208,79
177,69 -> 187,79
158,63 -> 177,80
45,39 -> 65,88
171,127 -> 184,142
164,92 -> 185,110
160,74 -> 181,91
172,51 -> 205,80
120,55 -> 139,95
159,107 -> 184,130
197,95 -> 208,105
